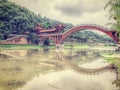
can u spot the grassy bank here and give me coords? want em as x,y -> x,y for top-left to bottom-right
105,56 -> 120,87
0,44 -> 90,49
0,44 -> 53,50
0,44 -> 42,49
103,52 -> 120,87
103,52 -> 120,67
0,44 -> 118,50
64,45 -> 89,49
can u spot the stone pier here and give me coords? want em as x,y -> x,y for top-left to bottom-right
117,42 -> 120,51
55,44 -> 64,48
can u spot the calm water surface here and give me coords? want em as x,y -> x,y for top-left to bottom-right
0,48 -> 119,90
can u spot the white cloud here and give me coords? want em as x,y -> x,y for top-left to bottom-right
55,0 -> 103,16
9,0 -> 114,26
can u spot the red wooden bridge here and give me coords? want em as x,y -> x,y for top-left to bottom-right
0,24 -> 119,45
39,24 -> 119,45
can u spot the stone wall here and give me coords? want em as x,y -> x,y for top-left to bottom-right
0,36 -> 29,44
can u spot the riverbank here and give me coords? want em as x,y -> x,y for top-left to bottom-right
0,44 -> 42,49
103,51 -> 120,87
0,44 -> 118,50
0,44 -> 89,49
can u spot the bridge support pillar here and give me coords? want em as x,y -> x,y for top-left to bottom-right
55,44 -> 60,48
55,43 -> 64,48
117,43 -> 120,51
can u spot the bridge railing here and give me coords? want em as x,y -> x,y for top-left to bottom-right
38,24 -> 115,36
38,33 -> 63,36
77,24 -> 114,31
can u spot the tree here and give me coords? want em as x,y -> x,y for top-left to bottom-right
105,0 -> 120,41
27,33 -> 40,45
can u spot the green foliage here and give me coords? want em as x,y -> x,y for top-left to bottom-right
0,0 -> 75,44
105,57 -> 116,62
27,33 -> 40,45
105,0 -> 120,40
0,0 -> 41,40
69,30 -> 116,44
0,0 -> 117,45
0,0 -> 73,42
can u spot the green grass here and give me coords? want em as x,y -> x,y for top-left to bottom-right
64,45 -> 89,49
0,44 -> 90,49
104,57 -> 116,62
0,44 -> 63,50
103,52 -> 120,78
0,44 -> 42,49
104,53 -> 120,86
0,44 -> 117,50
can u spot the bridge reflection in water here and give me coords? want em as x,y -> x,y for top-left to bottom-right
0,49 -> 119,90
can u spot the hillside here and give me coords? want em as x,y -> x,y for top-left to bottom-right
0,0 -> 115,45
0,0 -> 70,39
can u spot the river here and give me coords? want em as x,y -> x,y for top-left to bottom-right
0,48 -> 119,90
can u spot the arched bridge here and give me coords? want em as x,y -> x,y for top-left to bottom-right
39,24 -> 119,45
0,24 -> 119,45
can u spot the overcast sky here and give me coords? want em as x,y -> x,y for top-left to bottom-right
9,0 -> 115,26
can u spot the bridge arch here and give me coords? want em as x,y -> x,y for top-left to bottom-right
39,37 -> 56,45
59,25 -> 119,44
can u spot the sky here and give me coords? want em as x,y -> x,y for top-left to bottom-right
9,0 -> 115,27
